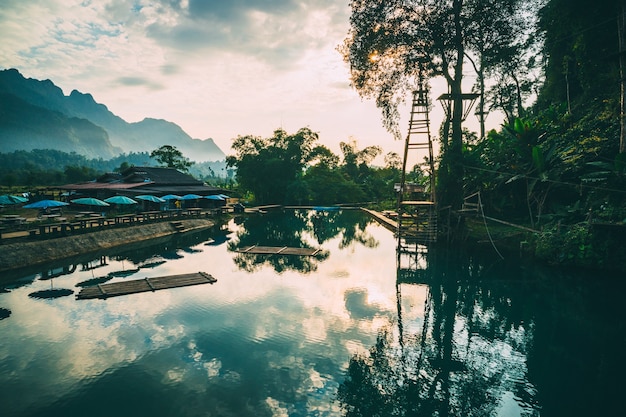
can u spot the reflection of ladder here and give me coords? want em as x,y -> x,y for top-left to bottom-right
397,84 -> 437,247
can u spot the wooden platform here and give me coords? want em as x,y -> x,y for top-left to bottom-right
236,245 -> 321,256
361,208 -> 398,232
76,272 -> 217,300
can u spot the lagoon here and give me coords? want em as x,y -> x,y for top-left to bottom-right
0,209 -> 623,416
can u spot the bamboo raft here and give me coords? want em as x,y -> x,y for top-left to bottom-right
76,272 -> 217,300
236,245 -> 321,256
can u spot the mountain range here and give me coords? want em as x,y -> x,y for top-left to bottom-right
0,68 -> 226,162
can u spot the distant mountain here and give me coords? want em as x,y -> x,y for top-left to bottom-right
0,68 -> 226,162
0,93 -> 121,158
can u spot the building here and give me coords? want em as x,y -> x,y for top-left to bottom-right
59,166 -> 228,201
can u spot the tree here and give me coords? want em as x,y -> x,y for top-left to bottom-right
64,165 -> 98,184
465,0 -> 536,136
150,145 -> 194,172
537,0 -> 623,152
341,0 -> 535,209
114,161 -> 130,173
226,128 -> 322,205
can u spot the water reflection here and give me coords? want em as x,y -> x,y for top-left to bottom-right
1,211 -> 624,416
228,209 -> 378,274
338,247 -> 626,416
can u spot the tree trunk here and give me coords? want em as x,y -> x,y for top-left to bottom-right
448,0 -> 466,210
617,4 -> 626,153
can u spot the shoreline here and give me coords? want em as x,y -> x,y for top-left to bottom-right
0,218 -> 217,278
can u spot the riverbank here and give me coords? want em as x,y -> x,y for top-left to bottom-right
0,218 -> 216,275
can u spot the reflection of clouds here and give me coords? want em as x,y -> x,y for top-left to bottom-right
164,367 -> 185,384
0,282 -> 186,415
0,218 -> 407,416
187,340 -> 222,379
398,283 -> 429,335
302,316 -> 327,343
329,269 -> 349,278
344,288 -> 386,320
266,397 -> 290,417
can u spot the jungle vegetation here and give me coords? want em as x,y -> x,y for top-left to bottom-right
0,149 -> 231,189
339,0 -> 625,269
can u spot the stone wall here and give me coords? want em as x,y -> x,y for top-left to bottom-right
0,218 -> 215,274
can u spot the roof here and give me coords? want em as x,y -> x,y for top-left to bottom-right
119,166 -> 203,186
58,182 -> 150,190
57,166 -> 228,196
122,185 -> 225,196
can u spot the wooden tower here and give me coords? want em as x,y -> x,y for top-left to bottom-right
396,81 -> 437,249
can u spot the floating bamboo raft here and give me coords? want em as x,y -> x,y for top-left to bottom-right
76,272 -> 217,300
236,245 -> 321,256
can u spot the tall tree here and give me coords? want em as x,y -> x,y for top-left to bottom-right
341,0 -> 532,209
465,0 -> 535,136
150,145 -> 194,172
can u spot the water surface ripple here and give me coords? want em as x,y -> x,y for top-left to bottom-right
1,209 -> 624,416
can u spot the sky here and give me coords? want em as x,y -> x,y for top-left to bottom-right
0,0 -> 499,161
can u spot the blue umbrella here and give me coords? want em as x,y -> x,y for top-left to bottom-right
72,197 -> 110,207
0,194 -> 28,205
161,194 -> 182,201
104,196 -> 137,205
218,194 -> 230,199
23,200 -> 69,209
205,195 -> 225,201
135,195 -> 166,203
181,194 -> 203,200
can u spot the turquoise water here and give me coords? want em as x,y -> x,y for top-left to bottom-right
0,209 -> 623,416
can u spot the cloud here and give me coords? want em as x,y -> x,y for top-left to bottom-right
128,0 -> 350,70
115,75 -> 164,90
0,0 -> 410,155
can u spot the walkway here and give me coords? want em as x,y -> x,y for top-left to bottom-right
0,207 -> 232,242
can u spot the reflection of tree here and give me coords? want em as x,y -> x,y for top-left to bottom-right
229,210 -> 325,273
229,209 -> 379,273
110,227 -> 219,264
338,250 -> 539,416
310,210 -> 378,250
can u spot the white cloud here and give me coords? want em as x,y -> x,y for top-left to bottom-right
0,0 -> 493,161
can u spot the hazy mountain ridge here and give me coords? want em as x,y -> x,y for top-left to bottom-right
0,92 -> 121,158
0,68 -> 226,162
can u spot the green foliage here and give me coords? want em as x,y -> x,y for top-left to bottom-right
304,164 -> 366,205
534,222 -> 626,271
535,224 -> 594,266
0,149 -> 98,187
465,91 -> 625,230
64,165 -> 99,183
227,128 -> 318,205
226,127 -> 402,206
0,149 -> 170,188
150,145 -> 194,172
537,0 -> 622,110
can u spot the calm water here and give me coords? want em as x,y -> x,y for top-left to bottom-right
0,209 -> 624,416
